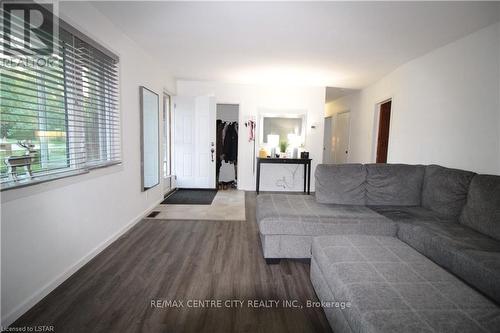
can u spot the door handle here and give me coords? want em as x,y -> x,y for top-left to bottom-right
211,148 -> 215,162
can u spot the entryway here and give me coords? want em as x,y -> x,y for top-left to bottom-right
161,100 -> 243,220
152,189 -> 246,221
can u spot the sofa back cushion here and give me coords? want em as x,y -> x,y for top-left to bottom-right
366,164 -> 425,206
315,164 -> 366,204
422,165 -> 475,219
459,175 -> 500,241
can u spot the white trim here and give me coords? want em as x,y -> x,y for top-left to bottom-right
1,197 -> 163,327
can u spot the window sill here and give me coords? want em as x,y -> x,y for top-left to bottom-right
0,161 -> 122,193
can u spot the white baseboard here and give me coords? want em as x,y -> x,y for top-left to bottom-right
1,198 -> 163,327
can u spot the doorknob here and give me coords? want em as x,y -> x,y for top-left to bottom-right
210,142 -> 215,162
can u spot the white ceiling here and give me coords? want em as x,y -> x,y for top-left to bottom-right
325,87 -> 358,103
90,1 -> 500,89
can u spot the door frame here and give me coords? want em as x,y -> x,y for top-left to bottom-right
162,91 -> 174,195
372,97 -> 393,163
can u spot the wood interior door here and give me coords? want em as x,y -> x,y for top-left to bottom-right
376,100 -> 391,163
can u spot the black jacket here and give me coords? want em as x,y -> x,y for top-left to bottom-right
223,122 -> 238,163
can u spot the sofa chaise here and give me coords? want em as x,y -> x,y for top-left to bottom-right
256,163 -> 500,332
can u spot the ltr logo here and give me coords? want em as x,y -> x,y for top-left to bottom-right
2,2 -> 54,55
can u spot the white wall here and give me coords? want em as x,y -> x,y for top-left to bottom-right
325,94 -> 358,117
217,104 -> 239,123
0,3 -> 176,326
177,82 -> 325,191
327,23 -> 500,174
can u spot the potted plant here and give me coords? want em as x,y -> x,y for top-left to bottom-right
279,140 -> 289,158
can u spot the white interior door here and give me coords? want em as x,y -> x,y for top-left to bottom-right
323,116 -> 334,163
333,111 -> 350,164
173,95 -> 216,188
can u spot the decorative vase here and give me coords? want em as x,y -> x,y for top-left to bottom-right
259,148 -> 268,158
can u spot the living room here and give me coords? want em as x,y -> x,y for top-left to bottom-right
1,1 -> 499,332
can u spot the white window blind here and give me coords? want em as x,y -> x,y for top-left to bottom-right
0,11 -> 120,190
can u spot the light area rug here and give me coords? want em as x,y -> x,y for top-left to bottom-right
150,190 -> 246,221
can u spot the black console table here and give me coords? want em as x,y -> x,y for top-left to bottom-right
256,157 -> 312,195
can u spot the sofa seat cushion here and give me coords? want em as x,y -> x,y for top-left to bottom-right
257,194 -> 396,236
365,164 -> 425,206
369,205 -> 447,223
398,220 -> 500,304
311,235 -> 500,333
459,174 -> 500,241
422,165 -> 475,220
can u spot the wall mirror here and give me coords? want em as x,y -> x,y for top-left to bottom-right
140,86 -> 160,191
259,112 -> 307,147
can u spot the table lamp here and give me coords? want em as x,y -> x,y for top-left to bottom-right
267,134 -> 279,157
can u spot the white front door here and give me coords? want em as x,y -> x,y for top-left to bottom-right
333,111 -> 350,164
323,116 -> 334,164
173,95 -> 216,188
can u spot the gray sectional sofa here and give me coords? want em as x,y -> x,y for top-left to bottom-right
256,163 -> 500,332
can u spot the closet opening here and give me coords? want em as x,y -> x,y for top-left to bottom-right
216,104 -> 239,190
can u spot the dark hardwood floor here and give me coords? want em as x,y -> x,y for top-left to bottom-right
13,192 -> 332,333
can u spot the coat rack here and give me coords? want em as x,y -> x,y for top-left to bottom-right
244,118 -> 257,174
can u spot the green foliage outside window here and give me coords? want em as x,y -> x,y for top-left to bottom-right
0,62 -> 69,179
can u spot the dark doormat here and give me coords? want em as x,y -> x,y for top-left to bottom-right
161,189 -> 218,205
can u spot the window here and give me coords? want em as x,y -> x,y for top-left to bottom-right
162,93 -> 171,178
162,92 -> 172,194
0,12 -> 120,190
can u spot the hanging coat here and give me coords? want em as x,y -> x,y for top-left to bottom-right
223,122 -> 238,163
216,120 -> 225,160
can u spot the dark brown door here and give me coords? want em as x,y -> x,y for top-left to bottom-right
376,100 -> 391,163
